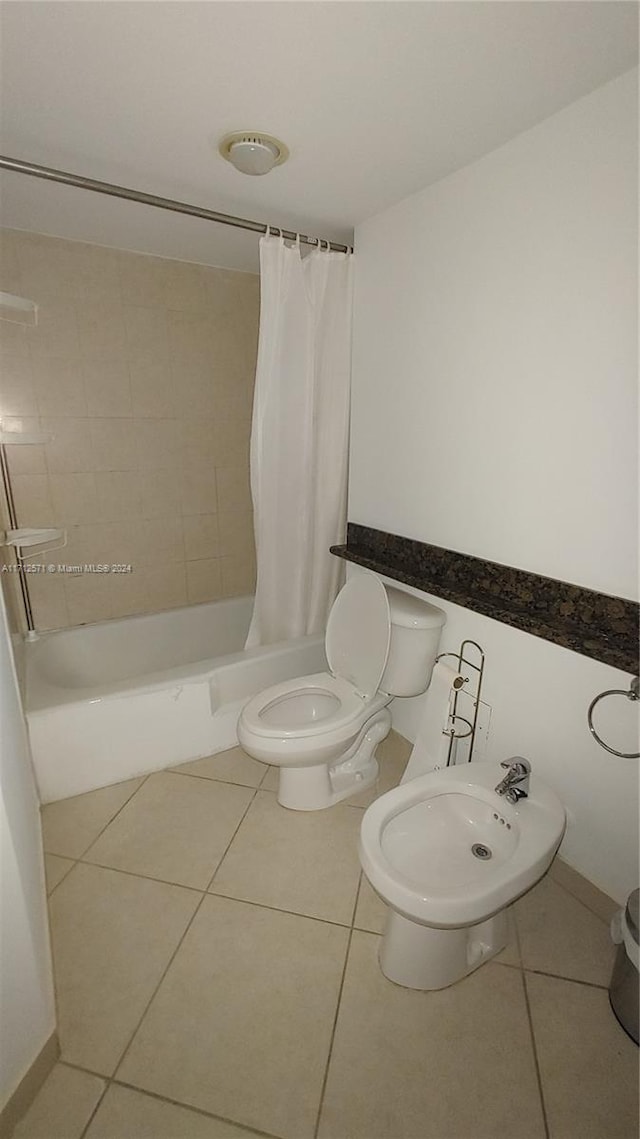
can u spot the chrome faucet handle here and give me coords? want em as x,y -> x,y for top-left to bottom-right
504,786 -> 528,804
500,757 -> 531,774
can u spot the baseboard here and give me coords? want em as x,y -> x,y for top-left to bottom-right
0,1032 -> 59,1139
549,858 -> 619,924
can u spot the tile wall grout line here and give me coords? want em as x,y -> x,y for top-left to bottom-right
521,969 -> 551,1139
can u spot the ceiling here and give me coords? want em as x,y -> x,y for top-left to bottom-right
0,1 -> 637,273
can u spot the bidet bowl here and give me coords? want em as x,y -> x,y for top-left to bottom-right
359,761 -> 566,928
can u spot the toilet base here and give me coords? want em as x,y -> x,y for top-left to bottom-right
276,707 -> 392,810
379,907 -> 509,990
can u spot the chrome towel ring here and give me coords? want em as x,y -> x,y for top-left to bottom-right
587,676 -> 639,759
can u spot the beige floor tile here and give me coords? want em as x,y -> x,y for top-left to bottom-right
516,875 -> 615,986
260,765 -> 279,791
41,777 -> 145,859
319,932 -> 545,1139
84,772 -> 253,889
13,1063 -> 105,1139
210,790 -> 362,924
172,746 -> 266,788
526,972 -> 639,1139
549,857 -> 619,924
43,853 -> 75,895
348,728 -> 412,807
85,1085 -> 259,1139
49,862 -> 200,1075
117,895 -> 349,1139
354,874 -> 388,934
495,907 -> 521,967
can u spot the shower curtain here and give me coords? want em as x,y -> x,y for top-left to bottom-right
245,233 -> 353,648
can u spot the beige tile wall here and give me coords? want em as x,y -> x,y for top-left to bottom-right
0,228 -> 259,630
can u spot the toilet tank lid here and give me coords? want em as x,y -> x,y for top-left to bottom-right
385,586 -> 446,630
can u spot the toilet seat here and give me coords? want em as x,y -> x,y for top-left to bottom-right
239,574 -> 393,751
241,671 -> 376,739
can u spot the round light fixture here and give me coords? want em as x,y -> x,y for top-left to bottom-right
218,132 -> 289,176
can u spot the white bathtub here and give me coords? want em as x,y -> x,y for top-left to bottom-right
25,596 -> 326,803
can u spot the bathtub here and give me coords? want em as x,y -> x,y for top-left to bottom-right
25,596 -> 326,803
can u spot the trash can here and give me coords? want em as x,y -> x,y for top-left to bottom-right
609,888 -> 639,1044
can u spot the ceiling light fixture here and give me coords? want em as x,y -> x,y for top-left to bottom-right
218,132 -> 289,176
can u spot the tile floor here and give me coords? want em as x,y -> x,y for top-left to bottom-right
16,733 -> 639,1139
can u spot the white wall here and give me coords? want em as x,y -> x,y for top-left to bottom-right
351,68 -> 638,601
0,585 -> 56,1112
349,70 -> 638,903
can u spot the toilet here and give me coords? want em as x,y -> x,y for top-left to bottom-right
237,573 -> 446,810
359,757 -> 566,990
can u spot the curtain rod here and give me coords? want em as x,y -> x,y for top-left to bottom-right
0,155 -> 353,254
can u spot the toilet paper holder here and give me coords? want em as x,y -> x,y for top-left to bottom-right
436,639 -> 485,766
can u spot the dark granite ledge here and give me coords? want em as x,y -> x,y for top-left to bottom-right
331,523 -> 639,674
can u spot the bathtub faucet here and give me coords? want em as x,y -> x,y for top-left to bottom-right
494,757 -> 531,804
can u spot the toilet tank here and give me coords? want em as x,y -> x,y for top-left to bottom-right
380,586 -> 446,697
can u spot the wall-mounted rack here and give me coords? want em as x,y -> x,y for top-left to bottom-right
0,291 -> 38,326
2,528 -> 67,558
436,639 -> 485,766
0,417 -> 65,637
587,676 -> 639,760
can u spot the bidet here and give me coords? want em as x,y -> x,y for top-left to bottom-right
360,760 -> 565,989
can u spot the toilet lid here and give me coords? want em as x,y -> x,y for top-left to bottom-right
325,574 -> 391,698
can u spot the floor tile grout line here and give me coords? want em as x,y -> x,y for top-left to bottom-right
45,855 -> 77,898
110,1077 -> 286,1139
72,856 -> 207,893
548,872 -> 612,928
110,787 -> 263,1082
207,884 -> 354,931
313,925 -> 354,1139
109,887 -> 209,1083
350,872 -> 364,930
168,767 -> 265,792
520,969 -> 551,1139
204,782 -> 261,892
62,1058 -> 285,1139
56,851 -> 362,931
78,1075 -> 110,1139
43,771 -> 152,863
522,966 -> 610,992
514,910 -> 550,1139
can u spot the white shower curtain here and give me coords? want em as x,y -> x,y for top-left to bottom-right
245,233 -> 353,648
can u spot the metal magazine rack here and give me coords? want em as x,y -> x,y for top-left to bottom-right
436,639 -> 485,766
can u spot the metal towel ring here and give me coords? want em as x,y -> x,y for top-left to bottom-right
587,676 -> 639,759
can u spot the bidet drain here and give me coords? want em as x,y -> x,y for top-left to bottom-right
472,843 -> 492,860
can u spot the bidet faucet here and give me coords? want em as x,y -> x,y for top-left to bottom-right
494,757 -> 531,804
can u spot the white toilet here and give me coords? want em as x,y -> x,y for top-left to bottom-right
238,573 -> 446,810
359,757 -> 566,990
